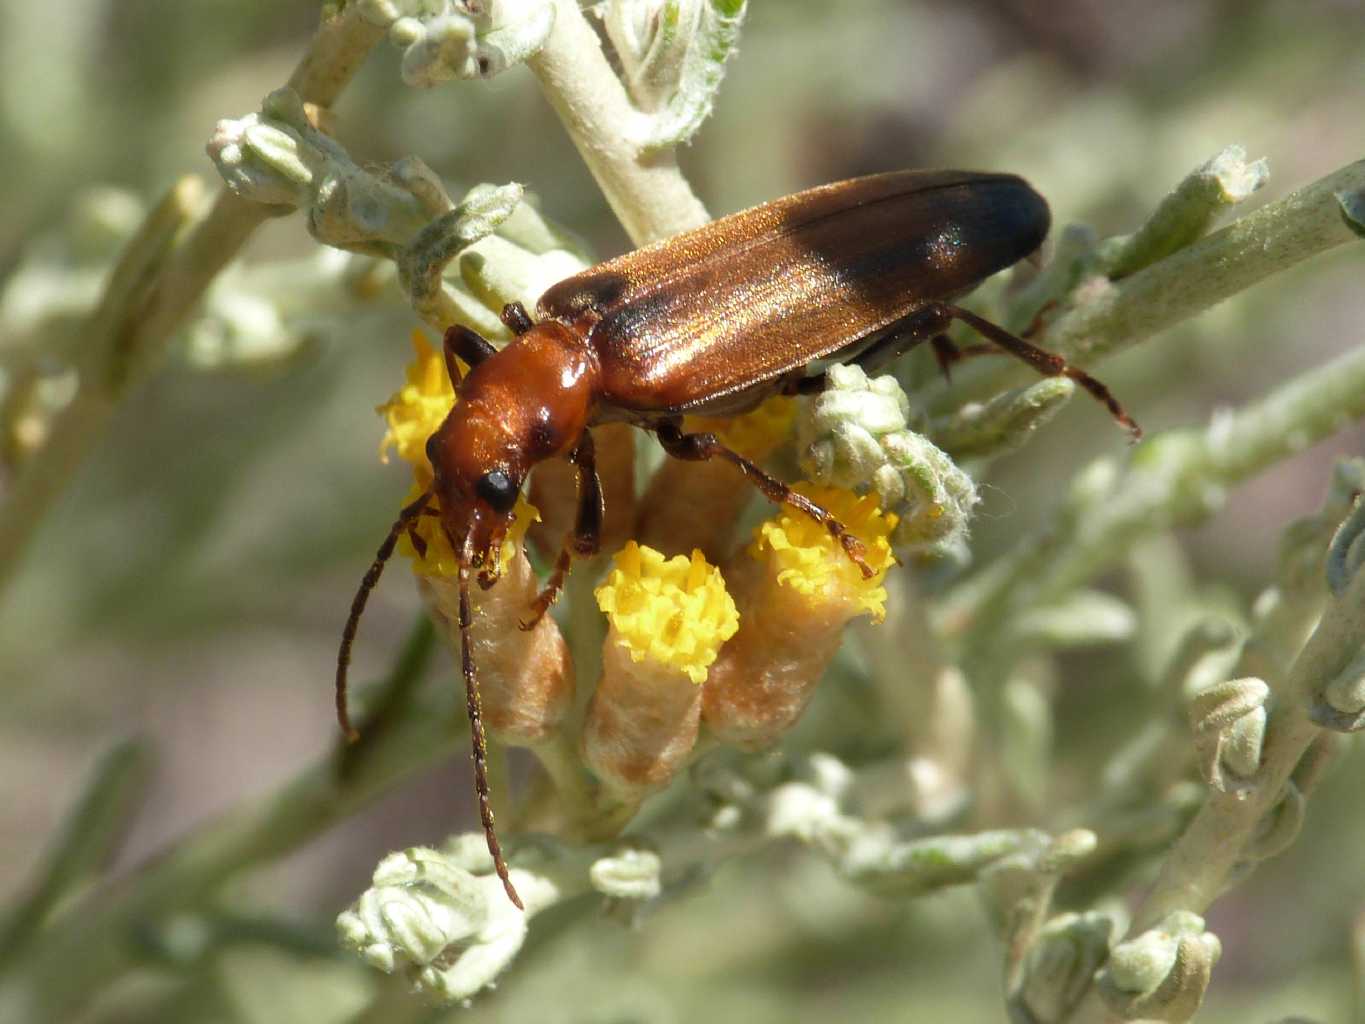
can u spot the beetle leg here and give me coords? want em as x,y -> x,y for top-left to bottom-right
783,305 -> 953,395
937,303 -> 1141,440
654,421 -> 875,579
929,335 -> 997,383
930,334 -> 961,382
521,432 -> 604,630
567,432 -> 605,558
501,301 -> 535,335
442,324 -> 498,385
1020,299 -> 1058,340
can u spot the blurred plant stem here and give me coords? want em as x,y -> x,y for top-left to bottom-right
0,740 -> 152,973
0,618 -> 438,1023
1070,502 -> 1365,1024
0,2 -> 388,603
949,336 -> 1365,677
1133,556 -> 1362,932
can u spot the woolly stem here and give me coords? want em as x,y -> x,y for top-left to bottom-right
0,3 -> 387,601
952,338 -> 1365,669
0,623 -> 440,1021
526,0 -> 710,245
924,159 -> 1365,411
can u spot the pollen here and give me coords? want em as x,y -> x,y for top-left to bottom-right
749,483 -> 898,622
377,329 -> 462,479
396,483 -> 540,577
683,395 -> 797,460
594,542 -> 740,684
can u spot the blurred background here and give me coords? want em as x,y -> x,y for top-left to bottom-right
1,1 -> 1363,1020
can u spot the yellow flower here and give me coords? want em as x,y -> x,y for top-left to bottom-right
749,483 -> 898,622
595,542 -> 739,684
395,482 -> 540,577
377,330 -> 462,482
683,395 -> 797,461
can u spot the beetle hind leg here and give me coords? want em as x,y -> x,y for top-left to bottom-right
654,421 -> 875,579
939,303 -> 1141,440
782,304 -> 953,395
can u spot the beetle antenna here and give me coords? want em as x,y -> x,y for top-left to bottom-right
336,488 -> 433,742
458,539 -> 525,910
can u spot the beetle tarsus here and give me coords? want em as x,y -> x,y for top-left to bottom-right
838,532 -> 876,580
521,546 -> 572,631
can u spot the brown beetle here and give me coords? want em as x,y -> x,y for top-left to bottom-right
337,170 -> 1137,908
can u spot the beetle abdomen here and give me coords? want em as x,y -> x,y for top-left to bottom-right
537,171 -> 1049,414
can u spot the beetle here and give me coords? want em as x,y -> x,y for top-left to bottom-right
335,169 -> 1138,909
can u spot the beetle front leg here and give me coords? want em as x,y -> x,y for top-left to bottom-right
442,324 -> 498,385
654,421 -> 875,579
520,431 -> 604,630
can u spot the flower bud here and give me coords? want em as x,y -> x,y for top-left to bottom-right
796,365 -> 976,557
1097,912 -> 1221,1023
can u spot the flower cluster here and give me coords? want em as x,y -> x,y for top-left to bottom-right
365,328 -> 910,825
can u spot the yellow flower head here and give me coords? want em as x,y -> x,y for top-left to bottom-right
595,542 -> 740,684
749,483 -> 898,622
395,482 -> 540,578
377,330 -> 464,483
683,395 -> 797,461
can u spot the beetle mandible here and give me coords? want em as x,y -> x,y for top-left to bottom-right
336,169 -> 1139,909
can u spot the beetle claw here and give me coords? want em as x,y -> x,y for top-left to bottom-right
838,532 -> 875,579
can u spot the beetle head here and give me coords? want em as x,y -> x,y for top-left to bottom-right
425,418 -> 525,587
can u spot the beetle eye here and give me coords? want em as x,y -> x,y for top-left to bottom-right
475,469 -> 518,513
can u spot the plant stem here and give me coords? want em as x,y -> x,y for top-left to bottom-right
0,631 -> 443,1023
526,0 -> 710,245
0,741 -> 153,972
924,159 -> 1365,411
1132,561 -> 1363,932
954,338 -> 1365,667
0,2 -> 387,603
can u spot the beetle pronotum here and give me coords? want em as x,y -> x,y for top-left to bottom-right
336,170 -> 1138,909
